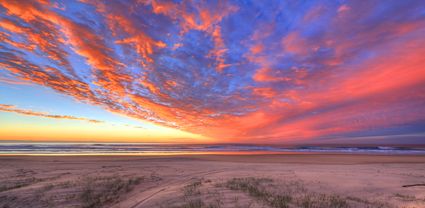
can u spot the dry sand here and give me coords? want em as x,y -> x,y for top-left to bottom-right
0,154 -> 424,208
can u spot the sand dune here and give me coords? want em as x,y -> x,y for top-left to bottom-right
0,154 -> 424,208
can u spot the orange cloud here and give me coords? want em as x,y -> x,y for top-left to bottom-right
148,0 -> 237,72
282,32 -> 311,55
337,5 -> 350,13
253,68 -> 291,82
0,77 -> 32,85
250,43 -> 264,55
251,87 -> 277,98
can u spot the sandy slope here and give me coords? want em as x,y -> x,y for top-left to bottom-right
0,154 -> 424,208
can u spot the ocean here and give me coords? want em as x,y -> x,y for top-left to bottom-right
0,143 -> 424,155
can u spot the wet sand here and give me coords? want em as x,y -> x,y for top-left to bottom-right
0,154 -> 424,208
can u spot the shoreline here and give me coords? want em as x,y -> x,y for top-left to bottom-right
1,153 -> 424,164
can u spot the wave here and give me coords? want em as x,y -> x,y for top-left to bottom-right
0,143 -> 424,155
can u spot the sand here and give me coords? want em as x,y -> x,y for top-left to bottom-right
0,154 -> 424,208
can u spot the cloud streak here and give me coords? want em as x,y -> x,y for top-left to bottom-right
0,104 -> 103,124
0,0 -> 424,143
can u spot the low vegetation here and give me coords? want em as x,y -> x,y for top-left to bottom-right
298,193 -> 348,208
224,177 -> 395,208
0,170 -> 154,208
0,177 -> 41,192
183,180 -> 203,197
80,175 -> 143,208
168,179 -> 223,208
159,177 -> 396,208
226,177 -> 292,208
0,172 -> 400,208
227,178 -> 295,208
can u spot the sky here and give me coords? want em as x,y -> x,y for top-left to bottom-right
0,0 -> 424,144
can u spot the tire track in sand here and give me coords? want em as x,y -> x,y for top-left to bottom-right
128,169 -> 226,208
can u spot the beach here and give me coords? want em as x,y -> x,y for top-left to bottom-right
0,154 -> 424,208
